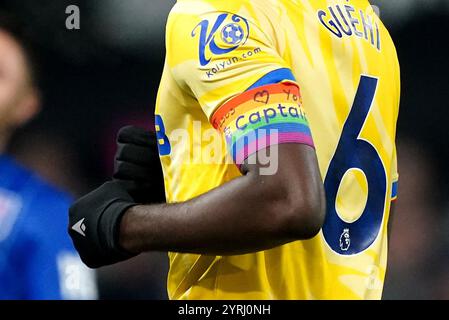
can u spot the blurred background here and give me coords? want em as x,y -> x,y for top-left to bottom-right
0,0 -> 448,299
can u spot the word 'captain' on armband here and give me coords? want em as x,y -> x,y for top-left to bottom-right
211,82 -> 315,170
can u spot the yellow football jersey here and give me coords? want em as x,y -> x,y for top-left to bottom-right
154,0 -> 400,300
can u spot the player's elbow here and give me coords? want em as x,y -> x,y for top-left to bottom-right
276,185 -> 326,240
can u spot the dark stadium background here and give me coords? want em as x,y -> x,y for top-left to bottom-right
1,0 -> 448,299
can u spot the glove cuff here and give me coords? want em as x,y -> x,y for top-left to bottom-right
99,200 -> 139,259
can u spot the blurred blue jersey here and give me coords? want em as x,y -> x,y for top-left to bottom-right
0,155 -> 97,300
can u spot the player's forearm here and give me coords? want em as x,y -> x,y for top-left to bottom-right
119,148 -> 325,255
120,179 -> 292,255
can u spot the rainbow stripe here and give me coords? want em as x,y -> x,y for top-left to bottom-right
211,82 -> 314,165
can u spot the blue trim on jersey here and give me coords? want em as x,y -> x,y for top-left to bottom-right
247,68 -> 296,90
391,181 -> 398,199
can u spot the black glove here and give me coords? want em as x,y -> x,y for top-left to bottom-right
68,181 -> 138,268
114,126 -> 165,204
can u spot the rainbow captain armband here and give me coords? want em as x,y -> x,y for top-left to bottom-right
211,82 -> 314,166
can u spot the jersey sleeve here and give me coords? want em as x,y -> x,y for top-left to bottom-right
167,3 -> 294,118
166,3 -> 314,165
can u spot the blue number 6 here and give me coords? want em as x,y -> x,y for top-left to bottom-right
323,75 -> 387,255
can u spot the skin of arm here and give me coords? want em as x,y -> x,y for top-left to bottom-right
119,144 -> 326,256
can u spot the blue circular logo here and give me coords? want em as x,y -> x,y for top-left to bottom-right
221,23 -> 245,45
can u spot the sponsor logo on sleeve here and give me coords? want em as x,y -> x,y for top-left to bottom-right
192,13 -> 250,66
